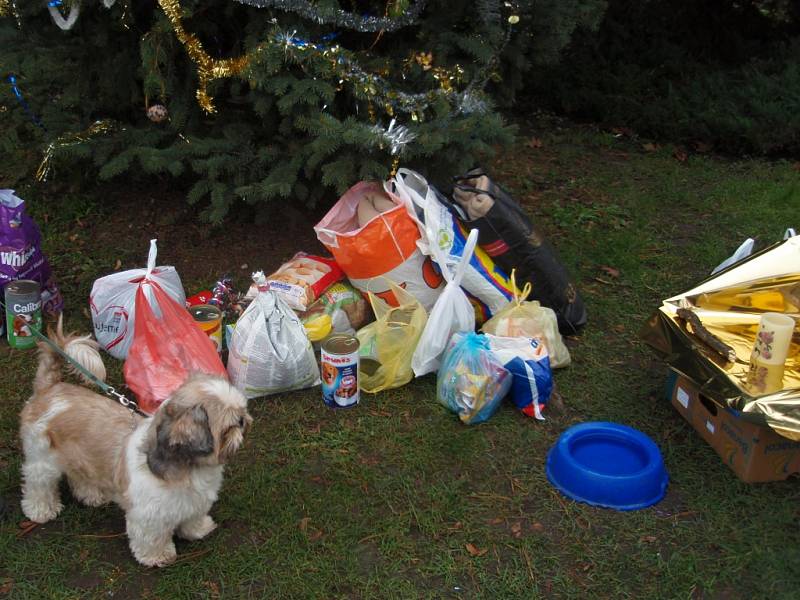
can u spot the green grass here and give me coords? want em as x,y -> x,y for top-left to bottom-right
2,122 -> 799,599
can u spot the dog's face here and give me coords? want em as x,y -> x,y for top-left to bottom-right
145,375 -> 252,480
321,362 -> 338,386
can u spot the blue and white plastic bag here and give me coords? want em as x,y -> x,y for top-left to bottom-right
486,334 -> 553,420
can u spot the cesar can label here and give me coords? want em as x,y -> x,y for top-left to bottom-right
320,334 -> 360,408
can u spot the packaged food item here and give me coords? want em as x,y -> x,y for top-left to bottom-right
437,332 -> 512,425
227,273 -> 320,398
486,334 -> 553,420
321,334 -> 360,408
314,181 -> 444,311
265,253 -> 344,312
1,189 -> 63,321
299,281 -> 370,342
481,274 -> 571,368
90,239 -> 185,359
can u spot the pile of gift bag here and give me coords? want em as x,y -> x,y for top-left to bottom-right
7,168 -> 587,426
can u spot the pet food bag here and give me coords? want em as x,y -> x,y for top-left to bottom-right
356,280 -> 427,393
314,181 -> 444,311
227,276 -> 320,399
411,229 -> 478,377
481,274 -> 571,368
486,334 -> 553,420
299,281 -> 371,342
391,169 -> 515,322
124,281 -> 227,414
437,332 -> 512,425
451,169 -> 587,334
0,189 -> 63,316
90,239 -> 185,359
266,253 -> 344,311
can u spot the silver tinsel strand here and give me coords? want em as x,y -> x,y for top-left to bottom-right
234,0 -> 428,32
372,119 -> 416,155
47,0 -> 81,30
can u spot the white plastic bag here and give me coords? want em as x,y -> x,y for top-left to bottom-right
412,229 -> 478,376
227,274 -> 320,399
391,169 -> 515,320
89,239 -> 185,359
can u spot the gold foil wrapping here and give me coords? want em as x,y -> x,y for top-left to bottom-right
641,236 -> 800,440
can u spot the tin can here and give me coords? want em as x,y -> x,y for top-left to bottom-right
5,280 -> 42,350
321,333 -> 360,408
189,304 -> 223,352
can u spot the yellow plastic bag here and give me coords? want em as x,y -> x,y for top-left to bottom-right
357,281 -> 427,392
481,272 -> 571,368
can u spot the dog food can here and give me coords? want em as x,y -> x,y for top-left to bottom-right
321,334 -> 360,408
189,304 -> 223,352
5,280 -> 42,350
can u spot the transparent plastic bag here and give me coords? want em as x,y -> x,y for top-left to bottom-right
356,280 -> 427,393
437,332 -> 511,425
481,272 -> 571,369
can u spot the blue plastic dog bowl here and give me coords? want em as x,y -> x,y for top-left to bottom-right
546,422 -> 668,511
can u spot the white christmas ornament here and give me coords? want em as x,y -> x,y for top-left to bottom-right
146,104 -> 169,123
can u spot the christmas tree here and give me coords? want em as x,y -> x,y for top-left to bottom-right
0,1 -> 604,221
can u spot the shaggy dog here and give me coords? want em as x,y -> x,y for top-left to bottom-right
19,320 -> 252,567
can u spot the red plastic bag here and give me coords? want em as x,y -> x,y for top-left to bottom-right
124,280 -> 227,414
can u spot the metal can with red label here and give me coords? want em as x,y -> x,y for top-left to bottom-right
321,333 -> 360,408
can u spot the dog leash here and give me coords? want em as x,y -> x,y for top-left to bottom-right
14,316 -> 149,418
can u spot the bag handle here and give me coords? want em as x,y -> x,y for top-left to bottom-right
509,269 -> 531,306
145,239 -> 157,279
452,229 -> 479,287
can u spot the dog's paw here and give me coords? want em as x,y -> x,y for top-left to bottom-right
21,498 -> 63,523
135,543 -> 177,568
178,515 -> 217,540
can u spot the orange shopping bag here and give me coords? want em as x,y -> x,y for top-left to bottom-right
314,181 -> 443,310
124,280 -> 227,414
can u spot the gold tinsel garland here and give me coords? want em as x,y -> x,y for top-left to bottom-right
156,0 -> 472,115
156,0 -> 249,113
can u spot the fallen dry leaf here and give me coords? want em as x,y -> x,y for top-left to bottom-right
298,517 -> 311,533
693,141 -> 712,153
600,265 -> 620,278
0,579 -> 13,595
488,517 -> 504,525
307,528 -> 324,542
528,137 -> 543,149
612,324 -> 626,334
531,522 -> 544,532
642,142 -> 658,152
113,258 -> 122,270
673,148 -> 688,163
641,535 -> 658,543
465,543 -> 488,557
510,522 -> 522,538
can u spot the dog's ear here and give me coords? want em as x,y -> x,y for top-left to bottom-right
147,404 -> 214,479
219,412 -> 253,462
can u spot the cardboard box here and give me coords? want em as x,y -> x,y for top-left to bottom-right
667,371 -> 800,483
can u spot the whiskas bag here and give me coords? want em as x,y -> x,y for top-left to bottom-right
314,181 -> 444,311
0,190 -> 63,316
391,169 -> 515,323
90,239 -> 185,359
